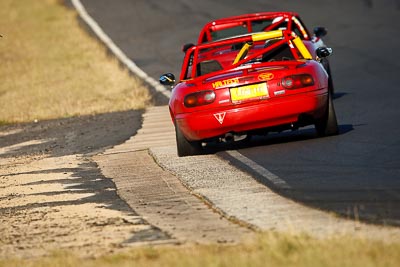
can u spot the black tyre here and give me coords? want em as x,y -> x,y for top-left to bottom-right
321,59 -> 334,96
175,125 -> 202,157
315,94 -> 339,136
326,63 -> 335,96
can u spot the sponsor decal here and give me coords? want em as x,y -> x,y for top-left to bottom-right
218,99 -> 230,104
213,112 -> 226,125
274,90 -> 286,96
212,78 -> 239,89
258,72 -> 274,81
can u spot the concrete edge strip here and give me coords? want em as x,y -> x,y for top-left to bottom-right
182,187 -> 260,232
147,149 -> 259,232
70,0 -> 171,99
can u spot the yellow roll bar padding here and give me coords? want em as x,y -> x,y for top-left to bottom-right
233,31 -> 283,65
233,30 -> 312,65
292,36 -> 312,59
233,42 -> 252,64
251,30 -> 283,42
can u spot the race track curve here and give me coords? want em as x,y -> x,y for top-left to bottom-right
80,0 -> 400,226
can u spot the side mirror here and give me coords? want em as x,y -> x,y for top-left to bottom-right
313,27 -> 328,38
182,43 -> 195,53
316,47 -> 333,59
159,73 -> 176,86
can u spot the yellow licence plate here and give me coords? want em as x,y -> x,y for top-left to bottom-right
230,83 -> 269,102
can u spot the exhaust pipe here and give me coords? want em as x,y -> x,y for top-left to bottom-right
223,132 -> 234,143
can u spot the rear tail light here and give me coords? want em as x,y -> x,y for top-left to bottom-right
281,74 -> 314,89
184,90 -> 216,108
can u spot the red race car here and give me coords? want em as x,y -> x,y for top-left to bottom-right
160,30 -> 338,157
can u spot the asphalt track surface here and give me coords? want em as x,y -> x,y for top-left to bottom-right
81,0 -> 400,226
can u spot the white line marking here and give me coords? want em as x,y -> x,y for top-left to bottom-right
71,0 -> 171,99
226,150 -> 291,189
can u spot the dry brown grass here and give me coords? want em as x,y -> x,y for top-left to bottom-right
0,0 -> 151,124
1,232 -> 400,267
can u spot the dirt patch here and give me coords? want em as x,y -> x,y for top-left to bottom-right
0,110 -> 169,259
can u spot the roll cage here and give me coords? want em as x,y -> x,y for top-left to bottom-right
181,30 -> 313,81
197,12 -> 310,44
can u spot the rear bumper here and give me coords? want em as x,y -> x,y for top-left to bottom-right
175,90 -> 327,141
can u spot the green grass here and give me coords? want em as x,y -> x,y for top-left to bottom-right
1,232 -> 399,267
0,0 -> 150,124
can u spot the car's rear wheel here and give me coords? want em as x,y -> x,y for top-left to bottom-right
175,125 -> 202,157
315,94 -> 339,136
326,62 -> 335,96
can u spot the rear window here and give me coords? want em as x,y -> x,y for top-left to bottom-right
251,19 -> 274,32
210,25 -> 248,41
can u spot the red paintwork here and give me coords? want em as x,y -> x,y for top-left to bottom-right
169,25 -> 329,142
176,90 -> 326,140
